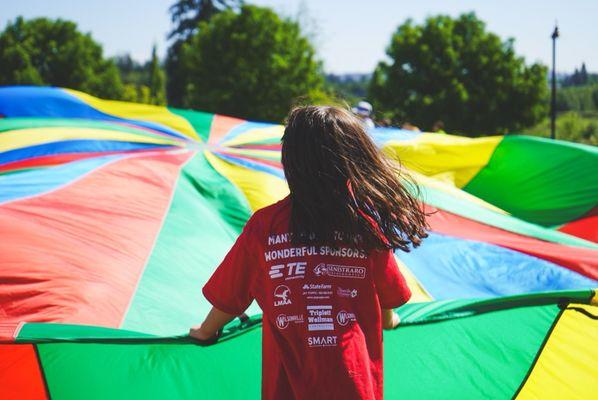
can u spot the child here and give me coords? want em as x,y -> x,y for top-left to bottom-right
190,106 -> 428,399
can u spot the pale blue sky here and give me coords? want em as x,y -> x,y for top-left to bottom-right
2,0 -> 597,74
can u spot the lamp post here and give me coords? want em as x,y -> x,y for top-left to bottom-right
550,24 -> 559,140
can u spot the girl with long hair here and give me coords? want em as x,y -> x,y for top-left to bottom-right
190,105 -> 428,399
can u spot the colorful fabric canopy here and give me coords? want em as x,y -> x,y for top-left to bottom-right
0,86 -> 596,399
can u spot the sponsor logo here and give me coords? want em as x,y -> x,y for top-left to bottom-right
313,263 -> 366,279
274,285 -> 292,306
308,335 -> 338,347
275,314 -> 303,330
269,262 -> 306,280
336,310 -> 357,326
302,283 -> 333,300
307,305 -> 334,331
269,264 -> 284,279
337,287 -> 358,298
302,284 -> 332,290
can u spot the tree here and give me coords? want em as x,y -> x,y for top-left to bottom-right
564,62 -> 590,87
325,74 -> 371,106
113,47 -> 166,105
114,53 -> 150,103
369,13 -> 548,135
166,0 -> 243,106
580,62 -> 588,85
178,5 -> 324,122
114,54 -> 144,82
148,45 -> 166,105
0,17 -> 124,99
168,0 -> 242,41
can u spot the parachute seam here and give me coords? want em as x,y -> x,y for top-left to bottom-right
510,306 -> 566,400
33,344 -> 53,400
0,148 -> 179,208
118,150 -> 197,329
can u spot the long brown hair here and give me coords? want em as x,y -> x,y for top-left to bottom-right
281,105 -> 428,252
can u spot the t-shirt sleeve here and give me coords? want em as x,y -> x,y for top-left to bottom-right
372,249 -> 412,309
202,217 -> 261,315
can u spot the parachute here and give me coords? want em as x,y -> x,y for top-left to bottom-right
0,86 -> 596,399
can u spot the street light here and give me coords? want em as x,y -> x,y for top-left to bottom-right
550,24 -> 559,140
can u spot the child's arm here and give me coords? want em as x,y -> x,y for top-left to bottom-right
193,217 -> 261,342
381,308 -> 401,330
189,306 -> 237,341
373,249 -> 412,328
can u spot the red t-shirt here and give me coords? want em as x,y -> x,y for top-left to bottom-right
203,197 -> 411,399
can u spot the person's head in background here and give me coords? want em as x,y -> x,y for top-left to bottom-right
377,117 -> 392,127
352,101 -> 375,129
400,122 -> 421,132
281,105 -> 428,253
432,120 -> 446,133
352,101 -> 373,118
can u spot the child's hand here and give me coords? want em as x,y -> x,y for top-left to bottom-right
189,307 -> 236,343
189,324 -> 215,341
382,309 -> 401,330
390,312 -> 400,329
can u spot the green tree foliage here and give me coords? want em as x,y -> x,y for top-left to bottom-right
168,0 -> 242,40
325,74 -> 371,106
114,54 -> 151,103
148,45 -> 166,105
524,65 -> 598,145
121,84 -> 151,104
114,54 -> 149,86
369,13 -> 548,135
164,41 -> 188,107
0,17 -> 124,99
561,62 -> 598,87
114,47 -> 166,105
556,84 -> 598,113
556,64 -> 598,113
166,0 -> 243,106
521,111 -> 597,146
179,5 -> 325,122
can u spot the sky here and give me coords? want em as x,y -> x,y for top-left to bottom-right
2,0 -> 597,74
